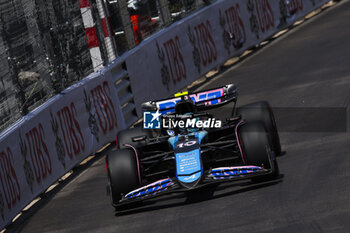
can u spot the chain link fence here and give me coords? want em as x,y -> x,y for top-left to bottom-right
0,0 -> 216,133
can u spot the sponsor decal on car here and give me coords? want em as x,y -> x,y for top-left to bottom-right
175,149 -> 202,184
156,88 -> 224,114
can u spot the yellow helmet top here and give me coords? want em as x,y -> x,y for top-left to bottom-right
174,91 -> 188,98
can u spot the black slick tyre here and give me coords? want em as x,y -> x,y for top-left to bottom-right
106,148 -> 140,207
237,121 -> 279,181
237,101 -> 281,156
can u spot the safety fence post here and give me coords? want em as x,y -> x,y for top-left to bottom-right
158,0 -> 172,27
117,0 -> 136,49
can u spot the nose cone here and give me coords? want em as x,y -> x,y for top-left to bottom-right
175,148 -> 203,188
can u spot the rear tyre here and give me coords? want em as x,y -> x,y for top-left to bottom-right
237,101 -> 281,156
117,127 -> 153,149
106,148 -> 140,207
238,121 -> 279,181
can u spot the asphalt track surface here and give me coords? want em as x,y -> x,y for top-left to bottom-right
16,1 -> 350,233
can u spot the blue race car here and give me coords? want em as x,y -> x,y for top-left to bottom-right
106,84 -> 281,210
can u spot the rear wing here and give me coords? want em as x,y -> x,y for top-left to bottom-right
141,84 -> 237,114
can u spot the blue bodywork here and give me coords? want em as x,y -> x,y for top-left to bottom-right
121,129 -> 270,202
175,149 -> 202,184
210,166 -> 264,179
156,88 -> 224,114
121,128 -> 269,201
169,131 -> 207,185
125,178 -> 173,199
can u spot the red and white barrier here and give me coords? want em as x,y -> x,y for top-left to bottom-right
96,0 -> 117,62
79,0 -> 104,71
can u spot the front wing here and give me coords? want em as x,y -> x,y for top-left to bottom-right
114,165 -> 273,207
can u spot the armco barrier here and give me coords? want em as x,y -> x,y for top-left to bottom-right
0,0 -> 332,229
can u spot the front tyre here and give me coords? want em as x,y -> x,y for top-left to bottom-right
238,121 -> 279,181
106,148 -> 140,207
237,101 -> 281,156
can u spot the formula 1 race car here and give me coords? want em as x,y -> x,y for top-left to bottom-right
106,84 -> 281,210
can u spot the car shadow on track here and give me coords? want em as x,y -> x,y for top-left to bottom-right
114,176 -> 284,217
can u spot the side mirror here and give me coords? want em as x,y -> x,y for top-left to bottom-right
225,84 -> 238,97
